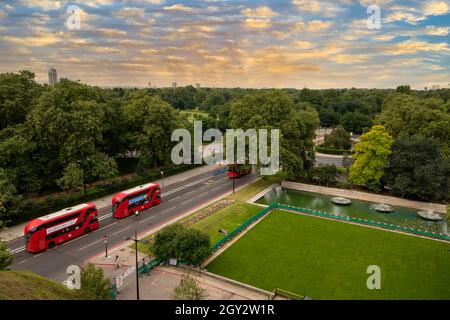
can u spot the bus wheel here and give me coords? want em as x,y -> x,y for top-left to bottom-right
85,227 -> 90,234
48,242 -> 55,249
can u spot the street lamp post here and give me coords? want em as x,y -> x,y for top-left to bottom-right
123,231 -> 149,301
134,230 -> 139,301
104,235 -> 108,258
232,177 -> 235,194
76,159 -> 87,198
160,171 -> 164,190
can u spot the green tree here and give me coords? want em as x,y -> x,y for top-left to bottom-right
311,165 -> 339,186
0,241 -> 13,270
172,273 -> 207,300
377,94 -> 450,157
386,135 -> 449,201
152,224 -> 210,265
124,94 -> 188,171
0,70 -> 41,130
396,85 -> 412,94
341,112 -> 372,134
228,91 -> 319,177
56,163 -> 84,191
0,126 -> 41,193
80,263 -> 112,300
0,168 -> 21,222
318,108 -> 340,127
324,126 -> 351,150
349,125 -> 393,191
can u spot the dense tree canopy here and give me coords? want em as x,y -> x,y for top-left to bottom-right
152,224 -> 210,264
377,93 -> 450,156
386,136 -> 450,201
228,90 -> 319,177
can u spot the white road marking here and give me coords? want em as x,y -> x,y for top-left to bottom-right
168,196 -> 181,202
139,216 -> 155,224
111,226 -> 131,237
99,213 -> 113,221
160,207 -> 176,215
9,245 -> 26,254
77,239 -> 104,251
18,259 -> 28,264
212,186 -> 223,192
197,192 -> 209,198
181,199 -> 193,205
33,253 -> 43,258
99,222 -> 118,230
162,186 -> 184,197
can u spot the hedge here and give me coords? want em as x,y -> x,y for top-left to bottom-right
316,145 -> 352,156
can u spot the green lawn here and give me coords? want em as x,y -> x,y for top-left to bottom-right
191,202 -> 262,244
206,210 -> 450,300
180,109 -> 209,123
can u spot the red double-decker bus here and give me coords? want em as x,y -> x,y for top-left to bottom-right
112,182 -> 161,219
24,203 -> 99,253
227,164 -> 252,179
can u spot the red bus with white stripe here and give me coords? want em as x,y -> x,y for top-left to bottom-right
112,182 -> 161,219
24,203 -> 99,253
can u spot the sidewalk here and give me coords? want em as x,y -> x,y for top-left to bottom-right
0,164 -> 222,242
116,265 -> 273,300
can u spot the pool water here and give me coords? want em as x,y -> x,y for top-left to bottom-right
256,187 -> 449,235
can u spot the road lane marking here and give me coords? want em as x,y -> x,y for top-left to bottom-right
139,216 -> 155,224
99,222 -> 118,230
162,186 -> 184,197
78,239 -> 104,251
33,253 -> 43,258
18,259 -> 28,264
9,245 -> 26,254
99,213 -> 113,221
181,199 -> 193,205
168,196 -> 180,202
160,207 -> 176,215
197,192 -> 209,198
111,226 -> 131,237
212,186 -> 223,192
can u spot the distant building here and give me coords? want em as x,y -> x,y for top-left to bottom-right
172,82 -> 177,88
48,68 -> 58,86
195,83 -> 201,89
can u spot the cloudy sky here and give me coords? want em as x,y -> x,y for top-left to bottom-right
0,0 -> 449,89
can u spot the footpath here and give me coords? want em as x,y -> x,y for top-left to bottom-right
0,164 -> 223,242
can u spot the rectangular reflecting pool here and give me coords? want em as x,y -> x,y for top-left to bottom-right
256,187 -> 449,236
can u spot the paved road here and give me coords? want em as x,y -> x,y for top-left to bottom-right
315,153 -> 344,166
8,167 -> 256,282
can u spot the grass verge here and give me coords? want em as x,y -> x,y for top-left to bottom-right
226,176 -> 282,202
0,271 -> 87,300
191,202 -> 262,244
